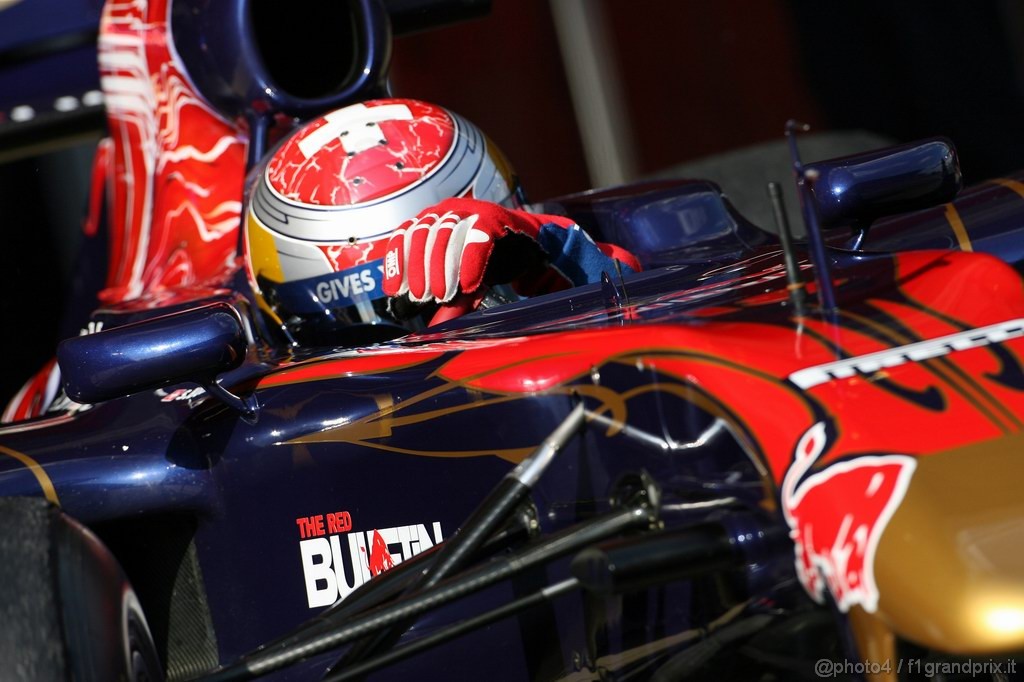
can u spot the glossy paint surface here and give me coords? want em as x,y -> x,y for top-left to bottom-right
13,123 -> 1024,681
859,171 -> 1024,266
806,138 -> 962,228
538,179 -> 771,269
6,0 -> 1024,675
58,302 -> 247,403
169,0 -> 389,122
98,0 -> 249,303
7,226 -> 1024,667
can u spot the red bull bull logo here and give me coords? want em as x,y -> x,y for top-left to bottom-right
782,423 -> 916,612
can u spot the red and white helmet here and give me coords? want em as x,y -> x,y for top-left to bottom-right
245,98 -> 519,343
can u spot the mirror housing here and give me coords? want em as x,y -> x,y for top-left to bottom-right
57,303 -> 248,406
806,138 -> 962,230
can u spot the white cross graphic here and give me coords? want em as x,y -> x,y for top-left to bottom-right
298,103 -> 414,159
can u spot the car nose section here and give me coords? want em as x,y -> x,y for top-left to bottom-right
873,432 -> 1024,654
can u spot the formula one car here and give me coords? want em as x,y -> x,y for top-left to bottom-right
3,1 -> 1024,681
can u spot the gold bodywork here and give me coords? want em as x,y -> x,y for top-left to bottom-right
872,433 -> 1024,654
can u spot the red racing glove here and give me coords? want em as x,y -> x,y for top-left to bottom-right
382,197 -> 640,311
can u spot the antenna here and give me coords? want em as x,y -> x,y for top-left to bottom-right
785,120 -> 837,314
767,181 -> 806,318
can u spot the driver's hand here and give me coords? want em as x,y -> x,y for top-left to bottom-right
382,197 -> 550,305
382,197 -> 640,317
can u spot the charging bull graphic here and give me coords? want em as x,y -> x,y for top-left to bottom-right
782,422 -> 917,613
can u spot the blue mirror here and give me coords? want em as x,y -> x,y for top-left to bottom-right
806,138 -> 962,229
57,303 -> 247,405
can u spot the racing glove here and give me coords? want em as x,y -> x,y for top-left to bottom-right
382,197 -> 640,315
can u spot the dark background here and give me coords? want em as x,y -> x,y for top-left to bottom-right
3,0 -> 1024,404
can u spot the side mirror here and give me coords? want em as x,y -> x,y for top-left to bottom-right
806,138 -> 962,230
57,303 -> 252,413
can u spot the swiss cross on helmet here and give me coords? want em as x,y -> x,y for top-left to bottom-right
245,98 -> 519,344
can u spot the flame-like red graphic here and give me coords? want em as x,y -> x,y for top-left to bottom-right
99,0 -> 247,302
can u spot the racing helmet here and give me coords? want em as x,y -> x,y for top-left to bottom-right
245,98 -> 520,344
